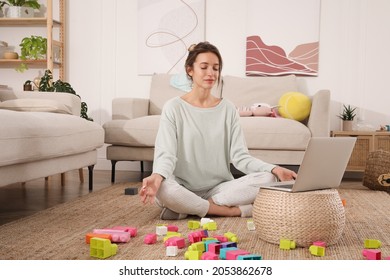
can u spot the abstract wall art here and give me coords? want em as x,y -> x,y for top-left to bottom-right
246,0 -> 321,76
138,0 -> 205,75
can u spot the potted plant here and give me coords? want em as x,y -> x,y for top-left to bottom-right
36,69 -> 94,121
16,35 -> 47,72
338,104 -> 356,131
0,0 -> 40,18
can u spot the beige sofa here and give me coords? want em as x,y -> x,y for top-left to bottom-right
103,74 -> 330,182
0,89 -> 104,190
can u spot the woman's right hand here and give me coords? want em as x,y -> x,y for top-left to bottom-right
139,173 -> 164,205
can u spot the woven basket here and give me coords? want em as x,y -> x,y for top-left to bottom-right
362,150 -> 390,193
253,189 -> 345,248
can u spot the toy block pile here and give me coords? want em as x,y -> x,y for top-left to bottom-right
362,239 -> 390,260
142,218 -> 262,260
86,226 -> 137,259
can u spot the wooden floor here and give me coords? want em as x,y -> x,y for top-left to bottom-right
0,169 -> 365,226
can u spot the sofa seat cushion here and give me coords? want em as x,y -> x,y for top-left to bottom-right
240,117 -> 310,150
0,110 -> 104,167
103,115 -> 160,147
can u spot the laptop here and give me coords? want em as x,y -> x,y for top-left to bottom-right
261,137 -> 356,192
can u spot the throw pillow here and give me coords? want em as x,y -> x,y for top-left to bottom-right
0,98 -> 73,115
278,92 -> 311,121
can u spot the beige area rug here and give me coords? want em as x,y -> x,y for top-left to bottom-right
0,182 -> 389,260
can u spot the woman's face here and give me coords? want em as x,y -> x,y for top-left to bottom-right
187,52 -> 220,91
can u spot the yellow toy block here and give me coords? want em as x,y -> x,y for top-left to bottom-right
189,241 -> 206,252
90,237 -> 118,259
224,232 -> 238,243
203,221 -> 217,231
309,245 -> 325,257
184,250 -> 202,260
364,239 -> 381,249
279,239 -> 296,250
188,220 -> 201,229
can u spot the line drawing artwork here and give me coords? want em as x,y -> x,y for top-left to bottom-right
246,0 -> 320,76
138,0 -> 205,75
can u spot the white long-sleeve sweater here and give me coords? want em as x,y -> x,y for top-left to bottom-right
152,96 -> 276,191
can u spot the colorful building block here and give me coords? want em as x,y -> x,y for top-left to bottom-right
224,232 -> 238,243
189,241 -> 206,252
203,221 -> 217,231
85,233 -> 111,244
90,237 -> 118,259
188,220 -> 201,229
200,218 -> 214,226
204,239 -> 219,251
144,233 -> 157,244
111,226 -> 137,237
163,232 -> 182,241
166,246 -> 178,257
167,224 -> 179,232
93,229 -> 130,243
313,241 -> 327,247
164,236 -> 186,249
184,250 -> 202,260
309,245 -> 326,257
247,219 -> 256,231
220,247 -> 238,260
188,230 -> 208,243
362,249 -> 381,260
156,225 -> 168,236
226,249 -> 250,260
201,251 -> 219,260
208,243 -> 222,255
213,235 -> 228,243
364,239 -> 381,249
237,254 -> 262,260
279,239 -> 296,250
220,241 -> 237,248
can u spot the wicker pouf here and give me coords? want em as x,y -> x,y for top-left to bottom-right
363,150 -> 390,193
253,188 -> 345,248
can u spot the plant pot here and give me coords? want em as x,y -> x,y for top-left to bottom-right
6,7 -> 34,18
342,120 -> 354,131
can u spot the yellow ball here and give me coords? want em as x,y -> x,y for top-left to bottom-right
278,92 -> 311,121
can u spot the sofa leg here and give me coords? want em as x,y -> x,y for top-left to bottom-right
111,160 -> 117,183
140,161 -> 144,173
88,165 -> 94,191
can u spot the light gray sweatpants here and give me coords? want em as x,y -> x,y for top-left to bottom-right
155,172 -> 277,217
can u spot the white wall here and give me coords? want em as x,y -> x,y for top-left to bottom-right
1,0 -> 390,170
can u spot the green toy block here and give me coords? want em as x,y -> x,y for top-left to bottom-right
309,245 -> 325,257
188,220 -> 201,229
90,237 -> 118,259
189,241 -> 206,252
364,239 -> 381,249
279,239 -> 296,250
184,250 -> 202,260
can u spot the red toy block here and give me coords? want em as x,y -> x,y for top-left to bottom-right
208,243 -> 222,254
188,230 -> 208,244
201,251 -> 219,260
164,236 -> 186,249
313,241 -> 327,247
362,249 -> 381,260
167,224 -> 179,232
226,249 -> 250,260
144,233 -> 157,245
85,233 -> 111,244
213,235 -> 228,243
111,226 -> 137,237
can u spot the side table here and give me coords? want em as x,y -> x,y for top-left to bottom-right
331,130 -> 390,172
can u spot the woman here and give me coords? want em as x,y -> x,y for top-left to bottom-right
140,42 -> 296,220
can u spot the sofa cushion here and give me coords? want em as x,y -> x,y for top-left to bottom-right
103,115 -> 160,147
0,110 -> 104,167
239,117 -> 310,150
0,98 -> 72,114
222,75 -> 299,108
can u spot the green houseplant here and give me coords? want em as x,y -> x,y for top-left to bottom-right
36,69 -> 93,121
338,104 -> 356,131
0,0 -> 40,17
16,35 -> 47,72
